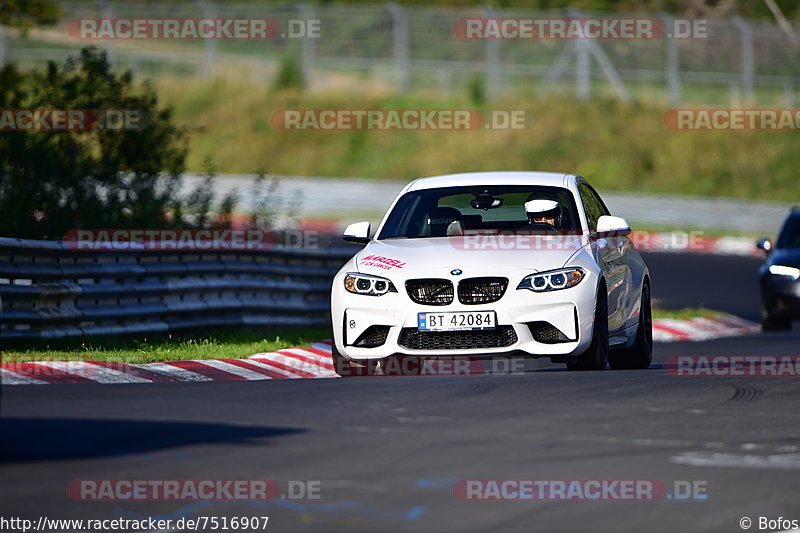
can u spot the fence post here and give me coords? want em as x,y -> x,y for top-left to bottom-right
484,7 -> 501,101
198,1 -> 217,80
0,24 -> 5,67
662,14 -> 681,105
386,3 -> 410,93
540,41 -> 575,97
100,0 -> 115,65
298,3 -> 315,90
586,40 -> 629,101
570,9 -> 591,101
729,82 -> 741,107
733,17 -> 754,105
575,42 -> 591,101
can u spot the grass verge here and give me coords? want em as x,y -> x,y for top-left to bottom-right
2,309 -> 730,364
652,307 -> 728,320
0,326 -> 332,364
154,78 -> 800,202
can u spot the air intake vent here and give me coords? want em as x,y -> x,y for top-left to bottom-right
353,325 -> 391,347
406,279 -> 454,306
458,277 -> 508,304
528,322 -> 572,344
398,326 -> 517,350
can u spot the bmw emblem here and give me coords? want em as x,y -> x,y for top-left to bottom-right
451,269 -> 463,276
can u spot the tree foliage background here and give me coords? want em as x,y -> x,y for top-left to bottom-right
0,48 -> 236,239
0,0 -> 62,33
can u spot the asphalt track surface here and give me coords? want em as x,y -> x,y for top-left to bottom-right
2,252 -> 799,533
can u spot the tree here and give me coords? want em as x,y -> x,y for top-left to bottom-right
0,0 -> 62,34
0,48 -> 234,239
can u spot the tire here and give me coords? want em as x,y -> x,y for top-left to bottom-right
609,281 -> 653,370
761,306 -> 791,331
567,284 -> 608,371
331,343 -> 378,377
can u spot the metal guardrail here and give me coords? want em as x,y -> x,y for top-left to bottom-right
0,237 -> 354,340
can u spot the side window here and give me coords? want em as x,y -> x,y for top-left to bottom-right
776,215 -> 800,249
586,184 -> 610,217
579,184 -> 601,232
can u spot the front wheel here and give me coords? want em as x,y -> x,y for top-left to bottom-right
609,281 -> 653,370
760,307 -> 791,331
567,285 -> 608,371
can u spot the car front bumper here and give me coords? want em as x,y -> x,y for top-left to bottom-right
761,275 -> 800,318
332,273 -> 598,361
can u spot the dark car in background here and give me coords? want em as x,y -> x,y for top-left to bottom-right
757,207 -> 800,330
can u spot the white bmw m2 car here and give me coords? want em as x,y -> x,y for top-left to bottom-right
330,172 -> 651,376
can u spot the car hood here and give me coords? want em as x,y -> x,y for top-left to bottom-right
354,235 -> 589,278
768,249 -> 800,269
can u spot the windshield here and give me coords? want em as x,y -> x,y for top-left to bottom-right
377,185 -> 582,239
776,215 -> 800,249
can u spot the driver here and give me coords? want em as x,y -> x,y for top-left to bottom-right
524,198 -> 562,228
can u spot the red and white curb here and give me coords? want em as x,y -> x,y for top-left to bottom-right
652,314 -> 760,343
0,341 -> 337,386
2,317 -> 762,385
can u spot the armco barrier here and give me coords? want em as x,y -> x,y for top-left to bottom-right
0,237 -> 354,340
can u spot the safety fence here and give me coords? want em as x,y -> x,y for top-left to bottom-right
1,2 -> 798,105
0,237 -> 353,340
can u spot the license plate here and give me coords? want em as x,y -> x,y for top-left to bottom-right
418,311 -> 496,331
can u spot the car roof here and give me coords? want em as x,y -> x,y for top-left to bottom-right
405,171 -> 576,192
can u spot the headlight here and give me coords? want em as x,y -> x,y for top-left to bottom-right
344,272 -> 398,296
517,267 -> 585,292
768,265 -> 800,280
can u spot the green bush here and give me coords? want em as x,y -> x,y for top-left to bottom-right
272,56 -> 303,92
0,48 -> 236,239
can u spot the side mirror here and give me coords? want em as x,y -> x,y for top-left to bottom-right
594,215 -> 631,238
342,221 -> 371,244
755,238 -> 772,254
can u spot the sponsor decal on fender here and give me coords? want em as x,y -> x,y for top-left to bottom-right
359,255 -> 406,270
